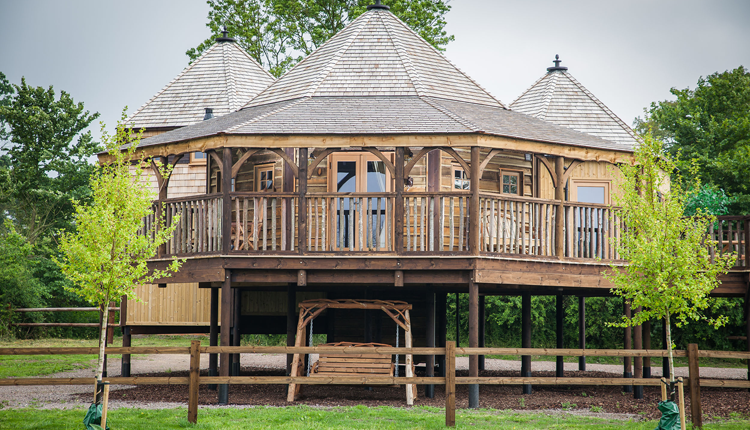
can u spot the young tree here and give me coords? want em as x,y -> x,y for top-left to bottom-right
55,117 -> 182,386
187,0 -> 454,77
604,134 -> 736,386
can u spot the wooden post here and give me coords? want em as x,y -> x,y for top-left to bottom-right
678,377 -> 687,430
287,310 -> 306,402
478,295 -> 485,371
222,148 -> 232,254
687,343 -> 703,428
284,148 -> 295,250
208,286 -> 219,390
121,326 -> 131,377
468,280 -> 479,408
218,270 -> 231,404
521,292 -> 532,394
156,155 -> 168,257
395,148 -> 404,253
556,293 -> 564,377
188,340 -> 201,424
578,296 -> 586,371
634,306 -> 644,399
643,319 -> 652,378
428,149 -> 441,247
425,291 -> 436,399
232,288 -> 241,376
445,340 -> 456,427
554,156 -> 565,256
660,377 -> 668,401
469,147 -> 480,256
298,148 -> 308,254
405,309 -> 415,406
286,285 -> 296,375
623,301 -> 633,392
101,382 -> 110,429
437,292 -> 447,377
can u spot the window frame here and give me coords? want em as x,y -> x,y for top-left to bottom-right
452,165 -> 469,191
570,179 -> 611,204
254,163 -> 275,192
500,170 -> 522,196
189,151 -> 207,165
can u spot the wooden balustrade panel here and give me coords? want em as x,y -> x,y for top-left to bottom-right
228,194 -> 298,253
478,195 -> 556,257
148,196 -> 224,257
562,202 -> 621,260
404,193 -> 468,253
710,217 -> 749,267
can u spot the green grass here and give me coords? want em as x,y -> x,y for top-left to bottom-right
479,354 -> 748,369
0,406 -> 748,429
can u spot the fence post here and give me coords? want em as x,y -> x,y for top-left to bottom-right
687,343 -> 702,428
188,340 -> 201,424
678,377 -> 686,430
445,341 -> 455,427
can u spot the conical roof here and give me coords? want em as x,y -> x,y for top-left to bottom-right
137,9 -> 630,154
510,57 -> 639,148
126,39 -> 275,130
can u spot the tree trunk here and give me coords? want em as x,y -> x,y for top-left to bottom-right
665,311 -> 674,383
94,299 -> 110,402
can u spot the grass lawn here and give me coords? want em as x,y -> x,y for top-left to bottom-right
1,406 -> 749,429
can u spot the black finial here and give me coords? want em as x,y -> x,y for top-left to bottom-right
367,0 -> 390,10
203,108 -> 214,121
547,54 -> 568,72
216,26 -> 236,43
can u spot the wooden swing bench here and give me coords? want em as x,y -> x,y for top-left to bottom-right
310,342 -> 394,377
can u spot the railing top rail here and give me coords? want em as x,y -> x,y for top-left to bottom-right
160,193 -> 223,204
478,193 -> 559,205
230,192 -> 298,198
404,191 -> 471,197
564,201 -> 620,210
716,215 -> 750,221
306,192 -> 396,198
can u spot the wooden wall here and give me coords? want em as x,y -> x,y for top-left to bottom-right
538,159 -> 621,201
128,283 -> 215,326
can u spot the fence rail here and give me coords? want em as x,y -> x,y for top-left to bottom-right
1,343 -> 749,427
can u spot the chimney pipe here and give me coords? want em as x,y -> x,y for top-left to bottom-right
203,108 -> 214,121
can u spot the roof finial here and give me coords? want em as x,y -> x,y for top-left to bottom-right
547,54 -> 568,72
367,0 -> 390,10
216,25 -> 236,43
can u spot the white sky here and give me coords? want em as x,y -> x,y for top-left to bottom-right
1,0 -> 748,141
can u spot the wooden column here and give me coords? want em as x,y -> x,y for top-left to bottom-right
469,146 -> 480,256
297,148 -> 308,254
455,293 -> 460,347
445,341 -> 456,427
284,148 -> 295,250
554,156 -> 565,257
468,280 -> 479,408
394,147 -> 404,253
286,285 -> 296,375
232,288 -> 241,376
208,286 -> 219,390
687,343 -> 703,428
156,156 -> 169,257
437,292 -> 447,377
218,270 -> 231,404
222,148 -> 232,254
521,292 -> 532,394
556,293 -> 564,377
623,301 -> 633,392
643,319 -> 652,378
578,296 -> 586,371
634,306 -> 644,399
425,291 -> 436,399
478,295 -> 485,371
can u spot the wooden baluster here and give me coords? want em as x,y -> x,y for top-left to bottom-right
290,197 -> 295,252
234,197 -> 240,251
459,197 -> 465,251
440,196 -> 445,251
501,200 -> 507,253
418,197 -> 424,252
272,198 -> 277,251
253,197 -> 259,251
387,197 -> 392,252
449,197 -> 454,252
348,197 -> 354,251
282,198 -> 286,251
429,197 -> 435,252
338,197 -> 343,250
377,197 -> 383,252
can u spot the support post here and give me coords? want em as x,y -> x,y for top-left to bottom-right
478,295 -> 485,371
222,147 -> 232,254
556,293 -> 564,377
643,319 -> 652,378
634,306 -> 643,399
455,293 -> 460,347
426,291 -> 435,399
468,280 -> 479,408
218,270 -> 231,405
232,288 -> 241,376
437,292 -> 447,377
394,147 -> 404,253
284,148 -> 295,250
298,147 -> 308,254
554,156 -> 565,256
121,326 -> 131,377
469,147 -> 480,256
188,340 -> 200,424
746,293 -> 750,390
156,155 -> 168,257
663,318 -> 670,380
208,286 -> 219,390
578,296 -> 586,371
286,285 -> 296,375
623,301 -> 633,393
445,341 -> 456,427
678,378 -> 687,430
404,310 -> 415,406
687,343 -> 703,428
521,292 -> 532,394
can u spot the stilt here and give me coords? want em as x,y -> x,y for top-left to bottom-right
426,291 -> 436,399
521,292 -> 532,395
209,287 -> 219,390
662,318 -> 670,380
556,293 -> 564,377
468,281 -> 479,408
232,288 -> 241,376
437,292 -> 447,377
478,295 -> 485,371
634,306 -> 643,399
455,293 -> 460,347
578,296 -> 586,371
121,326 -> 131,377
745,294 -> 749,391
623,301 -> 633,393
643,319 -> 652,378
218,271 -> 231,405
286,285 -> 296,375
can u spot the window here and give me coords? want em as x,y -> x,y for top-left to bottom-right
453,166 -> 469,190
571,180 -> 611,204
255,164 -> 274,191
190,151 -> 207,165
501,171 -> 521,195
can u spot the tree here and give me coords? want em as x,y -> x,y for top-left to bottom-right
55,116 -> 182,387
0,72 -> 13,144
604,134 -> 736,387
187,0 -> 454,77
0,77 -> 100,244
635,66 -> 750,214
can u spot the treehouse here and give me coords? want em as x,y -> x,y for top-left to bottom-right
110,2 -> 750,404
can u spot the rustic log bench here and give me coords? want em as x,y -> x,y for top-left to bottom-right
310,342 -> 394,377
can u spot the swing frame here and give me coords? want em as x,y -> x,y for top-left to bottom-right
286,299 -> 416,404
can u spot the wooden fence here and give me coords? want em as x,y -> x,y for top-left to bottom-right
1,343 -> 749,427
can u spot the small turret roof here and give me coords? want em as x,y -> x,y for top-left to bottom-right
126,39 -> 275,130
510,57 -> 639,149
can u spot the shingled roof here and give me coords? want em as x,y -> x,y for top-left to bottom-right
137,8 -> 631,154
126,37 -> 275,130
510,56 -> 639,149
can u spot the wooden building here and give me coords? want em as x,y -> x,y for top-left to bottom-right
111,3 -> 750,405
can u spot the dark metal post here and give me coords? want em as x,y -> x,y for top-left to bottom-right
478,295 -> 485,371
121,326 -> 131,377
437,292 -> 447,377
578,296 -> 586,371
662,318 -> 670,380
634,306 -> 643,399
209,286 -> 219,390
232,288 -> 241,376
643,319 -> 652,378
623,301 -> 633,393
426,291 -> 436,399
455,293 -> 460,347
522,292 -> 532,394
469,280 -> 479,408
556,294 -> 564,377
287,285 -> 296,375
218,270 -> 231,404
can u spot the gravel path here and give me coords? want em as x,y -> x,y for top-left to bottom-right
1,353 -> 746,410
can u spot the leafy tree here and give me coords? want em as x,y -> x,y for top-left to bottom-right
635,66 -> 750,214
604,134 -> 735,384
187,0 -> 454,77
55,117 -> 182,385
0,72 -> 12,144
0,77 -> 100,244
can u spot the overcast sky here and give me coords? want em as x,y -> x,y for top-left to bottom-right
1,0 -> 748,141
